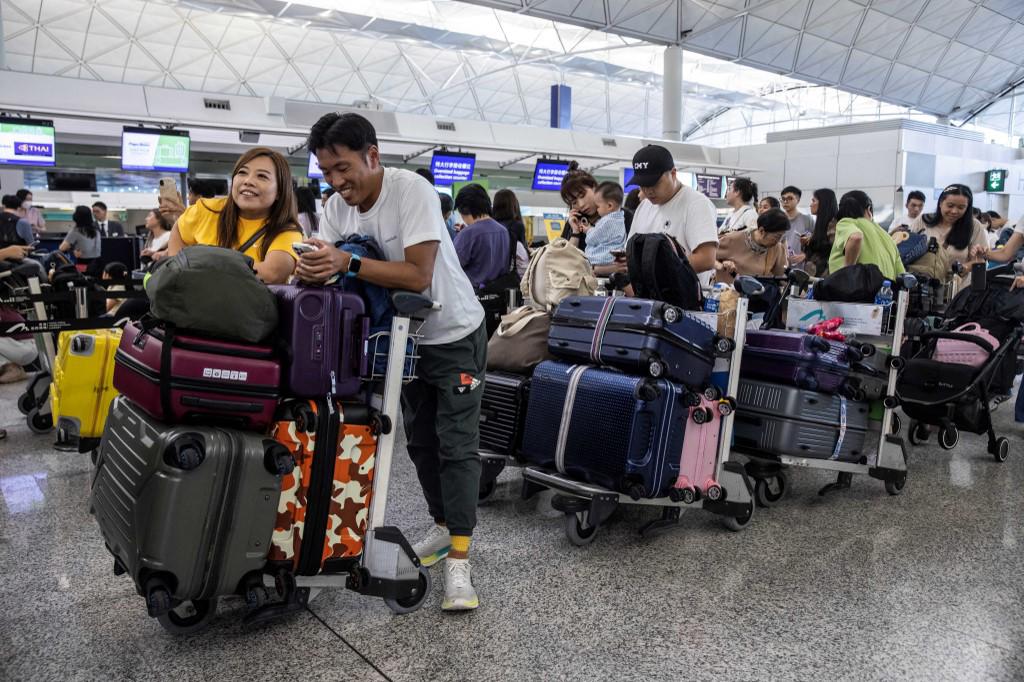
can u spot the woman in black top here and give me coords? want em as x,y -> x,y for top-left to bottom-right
493,188 -> 528,251
803,188 -> 838,277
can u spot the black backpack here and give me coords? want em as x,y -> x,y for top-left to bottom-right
626,233 -> 703,310
814,264 -> 885,303
0,212 -> 26,248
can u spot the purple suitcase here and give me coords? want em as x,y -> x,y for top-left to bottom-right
741,330 -> 854,396
271,285 -> 369,398
113,321 -> 281,430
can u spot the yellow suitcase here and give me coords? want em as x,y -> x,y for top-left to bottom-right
51,328 -> 121,447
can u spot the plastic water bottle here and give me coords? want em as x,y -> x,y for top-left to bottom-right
805,284 -> 814,301
875,280 -> 893,306
704,283 -> 730,313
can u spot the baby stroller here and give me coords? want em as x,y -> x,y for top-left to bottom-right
895,265 -> 1024,462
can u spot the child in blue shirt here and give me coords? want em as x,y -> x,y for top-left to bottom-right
584,181 -> 626,266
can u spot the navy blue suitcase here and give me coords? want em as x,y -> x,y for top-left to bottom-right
521,361 -> 688,498
548,296 -> 718,388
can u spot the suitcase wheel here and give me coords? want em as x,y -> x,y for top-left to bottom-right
165,435 -> 205,471
626,483 -> 646,501
156,599 -> 214,635
112,558 -> 127,576
702,385 -> 722,402
646,358 -> 665,378
145,585 -> 173,618
704,482 -> 723,502
245,585 -> 270,610
671,486 -> 696,505
714,336 -> 735,356
71,335 -> 91,353
717,399 -> 734,417
264,443 -> 296,476
692,407 -> 713,425
661,305 -> 681,324
683,391 -> 702,408
292,403 -> 317,434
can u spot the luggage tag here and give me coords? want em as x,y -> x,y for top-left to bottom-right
831,397 -> 847,460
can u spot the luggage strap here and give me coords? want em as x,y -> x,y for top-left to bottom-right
588,296 -> 616,364
158,323 -> 176,420
832,396 -> 847,460
554,365 -> 589,475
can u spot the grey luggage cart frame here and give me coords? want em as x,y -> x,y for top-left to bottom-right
737,282 -> 913,506
518,277 -> 765,546
248,291 -> 438,624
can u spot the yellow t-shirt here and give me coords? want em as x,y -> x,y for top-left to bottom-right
176,197 -> 300,262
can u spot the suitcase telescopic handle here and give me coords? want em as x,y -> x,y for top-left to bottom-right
180,395 -> 263,413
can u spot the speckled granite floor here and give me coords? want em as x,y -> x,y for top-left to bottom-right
2,377 -> 1023,682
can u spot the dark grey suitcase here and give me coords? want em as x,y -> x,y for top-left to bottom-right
479,372 -> 530,457
732,379 -> 870,462
90,396 -> 292,622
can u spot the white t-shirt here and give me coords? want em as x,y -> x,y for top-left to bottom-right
720,204 -> 758,234
630,184 -> 719,285
320,167 -> 484,345
150,231 -> 171,251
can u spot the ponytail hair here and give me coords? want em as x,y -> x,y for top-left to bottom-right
732,177 -> 758,204
559,160 -> 598,208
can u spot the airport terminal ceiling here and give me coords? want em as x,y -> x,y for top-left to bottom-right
2,0 -> 1024,146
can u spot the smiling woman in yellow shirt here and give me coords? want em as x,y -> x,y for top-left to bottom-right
167,147 -> 302,284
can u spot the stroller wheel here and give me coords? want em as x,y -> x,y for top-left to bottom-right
938,426 -> 959,451
908,421 -> 929,446
991,437 -> 1010,463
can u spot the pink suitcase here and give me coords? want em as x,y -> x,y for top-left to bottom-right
113,321 -> 281,431
672,395 -> 725,504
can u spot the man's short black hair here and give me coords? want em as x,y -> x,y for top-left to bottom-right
907,190 -> 926,204
780,186 -> 802,199
415,168 -> 435,186
15,189 -> 30,202
757,208 -> 790,233
986,210 -> 1001,219
103,261 -> 128,279
439,192 -> 454,215
454,184 -> 491,218
92,201 -> 107,211
308,112 -> 378,155
1,194 -> 21,210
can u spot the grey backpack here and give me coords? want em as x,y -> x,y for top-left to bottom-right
146,245 -> 279,343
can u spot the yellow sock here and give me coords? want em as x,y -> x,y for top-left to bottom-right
450,535 -> 471,554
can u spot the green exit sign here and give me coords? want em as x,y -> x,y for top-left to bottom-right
985,169 -> 1007,192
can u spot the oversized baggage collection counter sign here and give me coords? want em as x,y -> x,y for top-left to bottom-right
532,159 -> 571,191
121,127 -> 190,173
431,151 -> 476,186
0,117 -> 56,167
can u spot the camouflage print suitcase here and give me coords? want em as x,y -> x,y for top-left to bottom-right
268,399 -> 380,576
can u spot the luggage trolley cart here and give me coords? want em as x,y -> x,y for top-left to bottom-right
737,276 -> 915,504
246,292 -> 438,627
519,277 -> 767,546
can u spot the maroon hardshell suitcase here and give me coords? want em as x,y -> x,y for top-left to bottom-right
113,321 -> 281,430
741,330 -> 855,396
270,284 -> 369,399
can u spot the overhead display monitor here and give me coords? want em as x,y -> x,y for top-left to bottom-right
532,158 -> 571,191
430,151 -> 476,186
0,116 -> 56,167
694,173 -> 724,199
46,171 -> 96,192
622,167 -> 639,193
121,127 -> 191,173
308,152 -> 323,179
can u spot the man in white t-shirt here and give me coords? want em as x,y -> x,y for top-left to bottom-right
627,144 -> 719,285
296,112 -> 485,612
889,190 -> 926,234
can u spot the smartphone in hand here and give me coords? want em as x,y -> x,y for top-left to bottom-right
292,242 -> 319,256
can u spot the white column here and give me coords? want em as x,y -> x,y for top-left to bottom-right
662,46 -> 683,140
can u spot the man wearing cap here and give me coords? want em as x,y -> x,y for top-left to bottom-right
626,145 -> 718,284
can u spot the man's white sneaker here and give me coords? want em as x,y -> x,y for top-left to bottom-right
412,524 -> 451,567
442,558 -> 479,611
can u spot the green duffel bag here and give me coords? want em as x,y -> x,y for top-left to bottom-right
145,245 -> 279,343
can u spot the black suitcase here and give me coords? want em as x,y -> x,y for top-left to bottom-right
479,372 -> 530,457
733,378 -> 870,462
